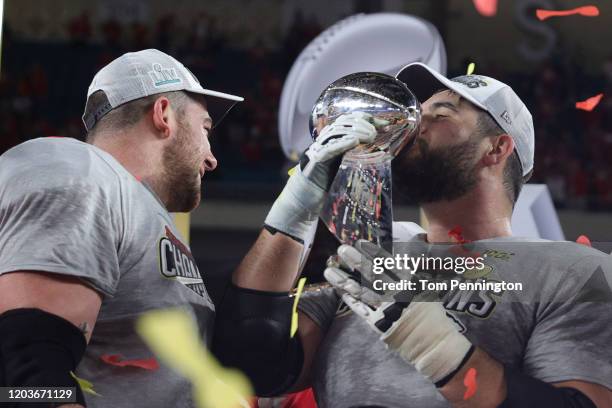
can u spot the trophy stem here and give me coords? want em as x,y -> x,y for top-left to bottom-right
320,152 -> 394,253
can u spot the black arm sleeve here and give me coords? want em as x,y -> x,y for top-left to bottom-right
212,284 -> 304,397
498,367 -> 596,408
0,308 -> 87,407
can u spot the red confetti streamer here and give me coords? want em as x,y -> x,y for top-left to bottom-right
463,367 -> 478,400
100,354 -> 159,370
280,388 -> 317,408
575,93 -> 603,111
536,5 -> 599,21
576,235 -> 592,247
472,0 -> 497,17
447,226 -> 484,264
448,226 -> 468,244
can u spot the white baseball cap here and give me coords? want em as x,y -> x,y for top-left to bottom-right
83,49 -> 244,131
396,62 -> 534,176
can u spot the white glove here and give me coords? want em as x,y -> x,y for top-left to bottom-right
265,112 -> 376,242
301,112 -> 377,190
324,240 -> 473,385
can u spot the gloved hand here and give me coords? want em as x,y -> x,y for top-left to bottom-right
265,112 -> 376,242
324,240 -> 474,386
300,111 -> 377,190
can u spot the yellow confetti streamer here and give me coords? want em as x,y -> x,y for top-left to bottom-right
290,277 -> 307,338
71,372 -> 101,397
137,309 -> 252,408
467,62 -> 476,75
289,150 -> 300,162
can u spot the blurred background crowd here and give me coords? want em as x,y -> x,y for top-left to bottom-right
2,0 -> 612,211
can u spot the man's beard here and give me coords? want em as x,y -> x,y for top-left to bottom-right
392,137 -> 480,204
162,125 -> 202,212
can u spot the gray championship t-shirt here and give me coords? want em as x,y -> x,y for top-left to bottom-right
0,138 -> 215,407
298,223 -> 612,408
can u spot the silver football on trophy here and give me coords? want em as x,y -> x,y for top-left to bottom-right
309,72 -> 421,158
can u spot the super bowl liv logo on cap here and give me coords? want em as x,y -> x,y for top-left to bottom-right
149,63 -> 182,87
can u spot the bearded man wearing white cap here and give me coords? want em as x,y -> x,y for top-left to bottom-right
296,65 -> 612,407
0,49 -> 246,407
215,63 -> 612,407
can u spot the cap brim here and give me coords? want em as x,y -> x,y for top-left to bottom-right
188,88 -> 244,129
395,62 -> 485,110
199,88 -> 244,103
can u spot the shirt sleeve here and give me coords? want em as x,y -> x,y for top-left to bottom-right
297,284 -> 341,333
522,254 -> 612,389
0,167 -> 123,297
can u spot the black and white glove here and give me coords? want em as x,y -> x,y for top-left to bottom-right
324,240 -> 474,385
265,112 -> 376,242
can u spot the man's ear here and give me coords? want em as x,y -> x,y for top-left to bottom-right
482,134 -> 514,167
151,96 -> 172,139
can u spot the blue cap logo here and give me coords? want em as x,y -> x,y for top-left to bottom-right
148,63 -> 182,87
